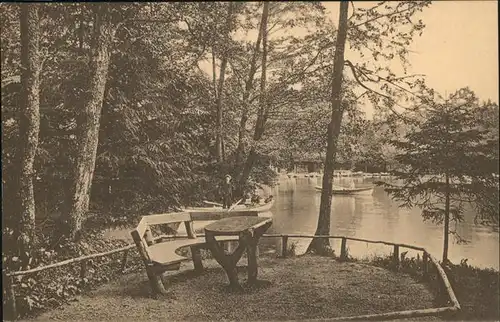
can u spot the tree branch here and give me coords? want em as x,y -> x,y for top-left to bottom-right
352,3 -> 420,28
266,43 -> 332,95
359,68 -> 432,106
345,60 -> 390,100
228,59 -> 246,92
354,90 -> 369,101
267,20 -> 281,34
348,1 -> 356,21
345,60 -> 410,120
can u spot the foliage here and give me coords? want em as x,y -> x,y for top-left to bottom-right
368,253 -> 500,321
1,3 -> 278,233
380,88 -> 499,260
2,229 -> 142,319
444,261 -> 500,320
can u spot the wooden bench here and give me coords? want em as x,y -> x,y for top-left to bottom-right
131,211 -> 257,296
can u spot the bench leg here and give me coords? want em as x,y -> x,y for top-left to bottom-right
206,233 -> 245,290
223,265 -> 240,289
191,245 -> 204,273
146,267 -> 168,296
246,239 -> 258,284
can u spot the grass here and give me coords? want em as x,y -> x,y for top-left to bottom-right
443,263 -> 499,320
362,253 -> 500,321
21,254 -> 438,321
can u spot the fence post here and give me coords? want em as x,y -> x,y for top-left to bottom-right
436,269 -> 445,302
422,251 -> 429,278
5,273 -> 17,320
393,245 -> 399,270
340,238 -> 347,261
80,260 -> 87,279
120,249 -> 129,273
282,236 -> 288,258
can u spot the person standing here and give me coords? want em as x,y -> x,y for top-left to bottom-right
222,174 -> 233,209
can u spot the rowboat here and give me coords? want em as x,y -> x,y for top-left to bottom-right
179,199 -> 275,234
314,185 -> 374,195
184,198 -> 275,213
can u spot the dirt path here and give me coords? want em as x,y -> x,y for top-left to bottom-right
22,255 -> 439,321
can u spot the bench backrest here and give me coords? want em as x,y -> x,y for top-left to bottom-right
189,210 -> 259,221
131,212 -> 196,263
135,212 -> 193,238
131,210 -> 261,263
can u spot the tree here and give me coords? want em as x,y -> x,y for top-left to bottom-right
307,1 -> 349,254
307,0 -> 432,254
15,3 -> 41,268
233,2 -> 329,195
236,1 -> 269,197
233,5 -> 263,171
63,4 -> 123,240
213,2 -> 235,162
381,88 -> 499,263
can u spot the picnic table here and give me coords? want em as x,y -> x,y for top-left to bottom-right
204,216 -> 272,289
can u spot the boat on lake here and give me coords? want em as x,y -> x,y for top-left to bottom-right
184,198 -> 275,213
314,185 -> 374,195
178,199 -> 275,234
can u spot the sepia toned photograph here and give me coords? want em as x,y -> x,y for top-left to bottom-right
1,1 -> 498,321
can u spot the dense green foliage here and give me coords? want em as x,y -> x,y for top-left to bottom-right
381,88 -> 499,261
2,228 -> 142,320
1,3 -> 286,237
369,254 -> 499,321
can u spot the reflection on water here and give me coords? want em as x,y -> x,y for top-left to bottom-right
263,176 -> 499,270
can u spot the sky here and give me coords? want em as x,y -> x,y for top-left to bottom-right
324,1 -> 499,103
201,1 -> 499,119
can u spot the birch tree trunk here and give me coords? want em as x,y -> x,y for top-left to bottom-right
235,18 -> 263,172
443,172 -> 450,263
215,2 -> 234,163
308,1 -> 349,254
236,1 -> 269,198
16,3 -> 41,267
65,7 -> 116,240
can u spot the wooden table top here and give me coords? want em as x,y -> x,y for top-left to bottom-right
204,216 -> 272,235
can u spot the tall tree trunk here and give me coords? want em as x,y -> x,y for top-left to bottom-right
16,3 -> 41,267
215,2 -> 234,163
307,1 -> 349,254
443,172 -> 450,263
211,47 -> 218,102
78,9 -> 84,53
236,1 -> 269,197
65,7 -> 115,240
235,19 -> 264,171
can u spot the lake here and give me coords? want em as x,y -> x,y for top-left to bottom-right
262,175 -> 499,270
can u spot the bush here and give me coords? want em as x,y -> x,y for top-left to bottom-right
367,253 -> 500,320
2,230 -> 142,319
444,262 -> 499,320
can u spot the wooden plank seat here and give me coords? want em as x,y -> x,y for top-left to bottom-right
147,235 -> 239,266
131,212 -> 246,296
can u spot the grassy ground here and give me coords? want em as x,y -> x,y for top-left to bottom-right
443,264 -> 499,320
21,254 -> 439,321
367,254 -> 500,321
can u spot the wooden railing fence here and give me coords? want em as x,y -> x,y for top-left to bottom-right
3,233 -> 460,321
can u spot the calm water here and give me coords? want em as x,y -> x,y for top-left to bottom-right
262,176 -> 499,270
